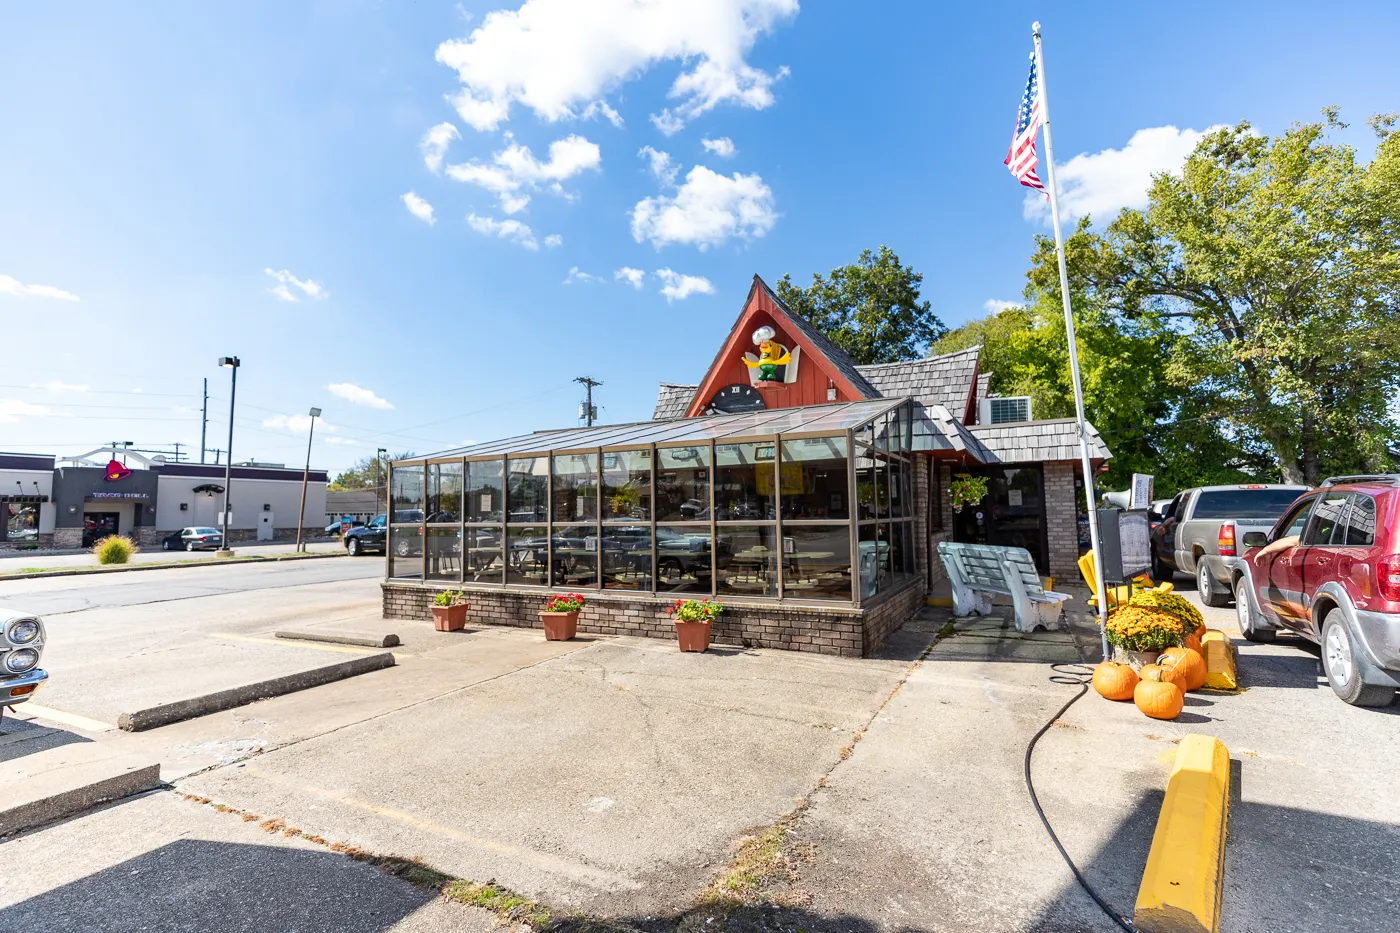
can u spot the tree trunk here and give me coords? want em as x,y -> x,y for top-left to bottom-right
1300,408 -> 1320,486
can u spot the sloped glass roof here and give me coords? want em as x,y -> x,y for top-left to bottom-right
405,399 -> 914,463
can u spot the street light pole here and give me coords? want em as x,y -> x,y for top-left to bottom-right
296,407 -> 320,553
217,356 -> 240,556
376,447 -> 387,517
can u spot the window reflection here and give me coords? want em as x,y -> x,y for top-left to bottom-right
391,463 -> 424,513
550,523 -> 598,586
781,437 -> 848,519
465,527 -> 503,584
552,453 -> 598,521
656,525 -> 720,594
426,527 -> 460,582
783,525 -> 851,600
427,462 -> 462,522
716,443 -> 774,520
656,446 -> 711,521
505,525 -> 548,585
602,450 -> 651,521
466,460 -> 504,523
507,457 -> 547,522
602,524 -> 652,590
716,524 -> 777,597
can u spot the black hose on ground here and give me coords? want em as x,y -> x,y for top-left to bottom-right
1023,661 -> 1139,933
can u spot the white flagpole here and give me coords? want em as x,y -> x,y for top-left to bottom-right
1032,21 -> 1111,658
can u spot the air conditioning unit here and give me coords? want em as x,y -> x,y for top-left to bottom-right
979,396 -> 1032,425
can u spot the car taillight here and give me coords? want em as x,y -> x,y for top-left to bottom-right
1217,522 -> 1236,557
1378,555 -> 1400,602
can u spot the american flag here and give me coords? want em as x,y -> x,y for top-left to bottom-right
1004,54 -> 1045,192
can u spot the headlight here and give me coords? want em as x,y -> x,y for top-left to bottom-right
5,648 -> 39,673
7,620 -> 39,645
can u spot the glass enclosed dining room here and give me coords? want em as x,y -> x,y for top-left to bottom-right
385,399 -> 922,607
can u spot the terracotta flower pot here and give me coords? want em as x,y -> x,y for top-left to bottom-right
432,603 -> 468,632
540,610 -> 579,641
675,620 -> 712,652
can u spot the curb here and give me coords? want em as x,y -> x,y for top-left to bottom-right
1134,734 -> 1230,933
0,762 -> 163,838
1201,630 -> 1238,690
0,550 -> 345,582
275,630 -> 400,648
116,652 -> 396,732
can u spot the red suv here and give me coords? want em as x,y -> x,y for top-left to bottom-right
1231,476 -> 1400,707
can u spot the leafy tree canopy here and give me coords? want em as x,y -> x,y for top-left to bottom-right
330,451 -> 414,491
777,246 -> 947,365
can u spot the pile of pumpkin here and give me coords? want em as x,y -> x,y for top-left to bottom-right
1092,591 -> 1209,721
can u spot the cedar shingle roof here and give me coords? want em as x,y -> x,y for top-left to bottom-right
975,372 -> 993,407
855,346 -> 981,422
969,417 -> 1112,463
652,383 -> 698,420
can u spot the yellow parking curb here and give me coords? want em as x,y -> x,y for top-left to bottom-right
1134,734 -> 1230,933
926,596 -> 954,608
1201,630 -> 1237,690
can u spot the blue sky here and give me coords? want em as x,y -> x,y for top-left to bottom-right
2,1 -> 1396,474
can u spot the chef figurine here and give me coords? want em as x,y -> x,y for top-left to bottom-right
743,325 -> 791,382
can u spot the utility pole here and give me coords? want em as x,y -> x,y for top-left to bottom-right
171,443 -> 183,463
296,407 -> 320,553
574,376 -> 602,427
216,356 -> 240,556
376,448 -> 387,517
211,448 -> 222,465
200,378 -> 209,463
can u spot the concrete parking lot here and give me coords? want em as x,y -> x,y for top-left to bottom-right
1,563 -> 1396,932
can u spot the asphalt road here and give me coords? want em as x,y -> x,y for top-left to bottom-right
0,539 -> 345,572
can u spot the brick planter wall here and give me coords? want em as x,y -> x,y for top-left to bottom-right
383,580 -> 926,659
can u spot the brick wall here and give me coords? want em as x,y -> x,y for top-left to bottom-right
1043,461 -> 1082,581
383,579 -> 926,659
928,462 -> 957,585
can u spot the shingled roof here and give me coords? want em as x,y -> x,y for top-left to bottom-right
653,383 -> 698,420
969,417 -> 1111,463
749,277 -> 883,400
855,346 -> 982,422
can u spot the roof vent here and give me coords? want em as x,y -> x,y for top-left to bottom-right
980,396 -> 1032,425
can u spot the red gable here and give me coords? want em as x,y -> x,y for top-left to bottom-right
684,277 -> 876,418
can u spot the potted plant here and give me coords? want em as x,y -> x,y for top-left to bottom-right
1104,605 -> 1186,670
669,598 -> 722,652
949,473 -> 989,512
431,589 -> 468,632
540,592 -> 585,641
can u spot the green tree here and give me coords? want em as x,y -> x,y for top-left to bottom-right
1058,111 -> 1400,484
776,246 -> 946,364
330,451 -> 414,491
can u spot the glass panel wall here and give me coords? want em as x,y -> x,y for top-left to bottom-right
780,437 -> 848,519
552,522 -> 598,586
552,453 -> 598,522
656,525 -> 715,594
426,462 -> 462,522
656,446 -> 710,521
853,400 -> 919,599
391,463 -> 424,519
426,527 -> 460,582
716,524 -> 777,598
507,457 -> 548,523
716,442 -> 774,520
506,525 -> 548,585
466,460 -> 503,523
602,450 -> 651,521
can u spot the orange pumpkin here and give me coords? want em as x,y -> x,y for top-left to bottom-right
1139,663 -> 1164,682
1161,646 -> 1207,691
1134,679 -> 1184,720
1194,623 -> 1208,639
1183,632 -> 1202,653
1092,661 -> 1139,701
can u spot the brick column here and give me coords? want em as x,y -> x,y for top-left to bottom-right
913,455 -> 930,587
1043,462 -> 1082,581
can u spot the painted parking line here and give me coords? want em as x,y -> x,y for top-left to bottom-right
207,633 -> 383,656
15,703 -> 116,733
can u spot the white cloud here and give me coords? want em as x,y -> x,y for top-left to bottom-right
655,268 -> 714,302
638,145 -> 678,185
0,400 -> 54,424
328,382 -> 394,410
434,0 -> 797,133
631,165 -> 777,249
650,109 -> 687,136
983,300 -> 1022,314
580,99 -> 624,127
0,274 -> 78,301
1025,125 -> 1221,223
544,233 -> 563,248
420,122 -> 461,173
701,136 -> 737,158
614,266 -> 645,289
28,380 -> 89,392
263,413 -> 338,434
264,268 -> 327,302
467,212 -> 540,250
445,133 -> 600,214
402,191 -> 436,225
563,266 -> 604,285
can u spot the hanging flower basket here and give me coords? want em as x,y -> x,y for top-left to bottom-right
949,474 -> 989,511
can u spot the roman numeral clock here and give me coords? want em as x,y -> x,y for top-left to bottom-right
705,384 -> 766,414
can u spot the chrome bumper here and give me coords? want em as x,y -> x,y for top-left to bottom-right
0,668 -> 48,707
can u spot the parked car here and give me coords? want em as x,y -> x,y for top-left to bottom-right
0,610 -> 48,721
325,518 -> 365,536
161,527 -> 225,551
1231,476 -> 1400,707
344,513 -> 388,556
1150,484 -> 1309,606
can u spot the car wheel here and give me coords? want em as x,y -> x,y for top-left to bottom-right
162,540 -> 172,551
185,541 -> 196,552
1321,610 -> 1396,707
1236,578 -> 1275,642
347,538 -> 360,557
395,539 -> 412,558
1197,558 -> 1228,608
1152,550 -> 1173,584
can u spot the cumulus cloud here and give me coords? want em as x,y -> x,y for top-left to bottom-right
544,233 -> 563,248
0,274 -> 78,301
631,165 -> 776,249
402,191 -> 436,225
701,136 -> 737,158
263,413 -> 338,434
467,212 -> 542,250
638,146 -> 678,185
563,266 -> 604,285
655,268 -> 714,302
0,400 -> 54,423
265,268 -> 327,302
446,133 -> 600,214
983,299 -> 1022,314
580,99 -> 624,127
29,380 -> 89,392
614,267 -> 645,289
420,122 -> 461,173
328,382 -> 394,410
1025,125 -> 1221,224
434,0 -> 797,134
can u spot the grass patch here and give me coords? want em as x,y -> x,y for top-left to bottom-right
16,568 -> 46,574
697,803 -> 812,909
937,619 -> 957,639
443,881 -> 553,928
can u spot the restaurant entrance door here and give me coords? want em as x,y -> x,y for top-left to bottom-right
952,465 -> 1049,573
83,512 -> 120,548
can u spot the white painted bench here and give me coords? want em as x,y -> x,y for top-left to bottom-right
937,542 -> 1070,633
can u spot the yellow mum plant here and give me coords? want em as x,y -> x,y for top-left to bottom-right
1104,605 -> 1185,653
1128,590 -> 1204,632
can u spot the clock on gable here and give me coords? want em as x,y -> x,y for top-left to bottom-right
706,384 -> 766,415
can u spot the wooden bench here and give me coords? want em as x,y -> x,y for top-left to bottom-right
937,542 -> 1071,633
